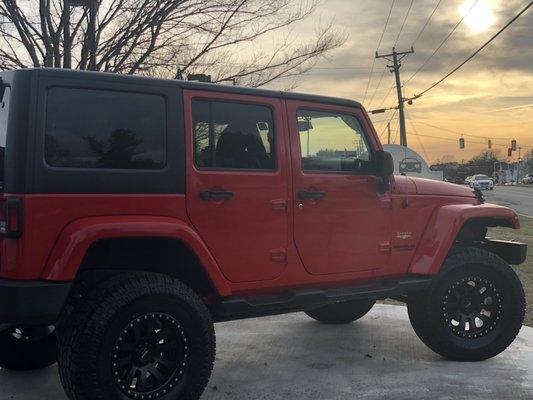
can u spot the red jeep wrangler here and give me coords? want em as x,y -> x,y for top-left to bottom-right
0,69 -> 527,400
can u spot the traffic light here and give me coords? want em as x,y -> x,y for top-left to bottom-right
488,139 -> 492,149
459,138 -> 465,149
511,139 -> 517,151
508,148 -> 513,157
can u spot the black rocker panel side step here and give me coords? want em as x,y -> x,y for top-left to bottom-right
215,276 -> 432,321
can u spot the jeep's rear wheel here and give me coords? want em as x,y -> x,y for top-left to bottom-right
305,299 -> 376,324
408,247 -> 525,361
0,325 -> 57,371
58,273 -> 215,400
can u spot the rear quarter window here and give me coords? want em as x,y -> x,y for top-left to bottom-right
45,88 -> 166,170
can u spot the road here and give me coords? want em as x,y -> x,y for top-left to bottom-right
1,305 -> 532,400
484,185 -> 533,218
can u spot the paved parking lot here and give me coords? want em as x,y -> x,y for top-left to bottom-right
2,304 -> 532,400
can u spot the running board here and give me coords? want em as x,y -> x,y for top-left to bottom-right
215,276 -> 432,321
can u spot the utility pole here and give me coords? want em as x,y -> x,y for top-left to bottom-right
376,47 -> 414,147
387,122 -> 391,144
517,147 -> 522,182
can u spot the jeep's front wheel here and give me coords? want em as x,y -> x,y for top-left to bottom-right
305,299 -> 376,324
58,273 -> 215,400
0,325 -> 57,370
408,247 -> 525,361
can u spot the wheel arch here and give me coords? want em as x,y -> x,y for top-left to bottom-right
41,216 -> 232,296
409,203 -> 520,275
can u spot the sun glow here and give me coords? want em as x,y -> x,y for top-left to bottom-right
461,0 -> 496,33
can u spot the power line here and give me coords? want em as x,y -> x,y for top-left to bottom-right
411,0 -> 533,100
371,117 -> 394,124
407,131 -> 532,149
367,67 -> 388,108
395,119 -> 532,149
413,120 -> 508,142
312,66 -> 372,70
362,0 -> 396,103
379,108 -> 398,137
376,85 -> 396,109
405,0 -> 480,85
408,132 -> 491,145
394,0 -> 415,47
410,0 -> 443,47
405,109 -> 430,161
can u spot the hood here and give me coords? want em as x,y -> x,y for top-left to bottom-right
393,176 -> 476,197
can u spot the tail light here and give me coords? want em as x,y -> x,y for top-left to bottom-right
0,198 -> 23,238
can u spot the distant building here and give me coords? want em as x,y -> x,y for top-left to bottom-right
493,162 -> 520,183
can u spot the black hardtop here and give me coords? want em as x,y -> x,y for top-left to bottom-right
0,68 -> 365,195
6,68 -> 363,109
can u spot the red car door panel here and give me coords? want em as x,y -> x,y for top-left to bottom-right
287,100 -> 391,276
184,90 -> 289,283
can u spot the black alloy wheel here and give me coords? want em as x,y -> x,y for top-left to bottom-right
112,313 -> 188,399
442,276 -> 502,339
0,325 -> 58,370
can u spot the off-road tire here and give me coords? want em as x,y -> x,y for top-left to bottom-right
305,299 -> 376,324
408,246 -> 525,361
0,326 -> 57,370
58,273 -> 215,400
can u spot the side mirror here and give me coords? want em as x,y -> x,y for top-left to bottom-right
298,120 -> 313,132
373,150 -> 394,194
373,150 -> 394,178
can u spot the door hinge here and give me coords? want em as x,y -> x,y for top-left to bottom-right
270,198 -> 288,212
378,241 -> 391,254
270,248 -> 287,263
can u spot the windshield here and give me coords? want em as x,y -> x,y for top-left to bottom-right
475,175 -> 490,180
0,86 -> 9,191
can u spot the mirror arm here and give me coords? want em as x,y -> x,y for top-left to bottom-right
377,176 -> 390,194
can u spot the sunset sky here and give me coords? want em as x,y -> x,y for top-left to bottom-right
265,0 -> 533,164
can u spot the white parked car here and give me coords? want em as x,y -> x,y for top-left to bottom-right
470,174 -> 494,190
522,174 -> 533,184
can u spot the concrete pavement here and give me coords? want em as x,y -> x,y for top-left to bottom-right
484,185 -> 533,217
2,304 -> 532,400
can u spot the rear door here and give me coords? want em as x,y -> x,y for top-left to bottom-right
184,90 -> 289,283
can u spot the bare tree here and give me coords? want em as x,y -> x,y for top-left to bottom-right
0,0 -> 345,87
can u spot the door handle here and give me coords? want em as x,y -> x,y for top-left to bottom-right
199,190 -> 234,201
298,190 -> 326,201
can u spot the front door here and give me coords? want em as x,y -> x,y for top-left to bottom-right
287,100 -> 391,275
185,90 -> 289,283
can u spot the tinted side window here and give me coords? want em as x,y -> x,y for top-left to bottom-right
45,88 -> 166,169
297,109 -> 371,173
192,100 -> 275,170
